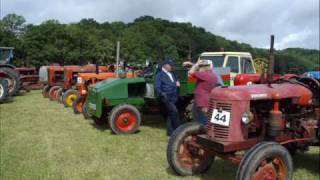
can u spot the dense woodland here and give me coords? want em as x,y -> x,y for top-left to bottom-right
0,14 -> 319,73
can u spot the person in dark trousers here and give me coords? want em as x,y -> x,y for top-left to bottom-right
155,59 -> 181,136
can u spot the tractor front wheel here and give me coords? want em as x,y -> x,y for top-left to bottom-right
108,104 -> 141,134
56,88 -> 64,103
62,89 -> 77,107
82,103 -> 92,119
73,95 -> 84,114
236,142 -> 293,180
167,122 -> 214,176
49,86 -> 61,101
42,85 -> 50,98
0,67 -> 20,96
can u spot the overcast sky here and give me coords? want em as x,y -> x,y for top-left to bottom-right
1,0 -> 319,49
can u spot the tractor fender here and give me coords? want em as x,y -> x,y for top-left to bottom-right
0,64 -> 16,69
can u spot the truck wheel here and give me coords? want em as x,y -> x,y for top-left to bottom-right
167,122 -> 214,176
62,89 -> 77,107
73,95 -> 84,114
1,67 -> 20,96
42,85 -> 50,98
236,142 -> 293,180
82,103 -> 92,119
49,86 -> 61,101
56,88 -> 63,103
108,104 -> 141,134
0,78 -> 9,103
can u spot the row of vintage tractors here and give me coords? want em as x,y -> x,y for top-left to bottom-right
37,36 -> 318,179
40,64 -> 136,114
166,35 -> 320,180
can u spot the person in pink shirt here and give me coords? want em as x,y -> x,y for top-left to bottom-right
189,60 -> 220,124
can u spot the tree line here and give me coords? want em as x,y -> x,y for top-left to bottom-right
0,14 -> 318,73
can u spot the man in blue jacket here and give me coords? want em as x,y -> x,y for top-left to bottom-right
155,59 -> 181,136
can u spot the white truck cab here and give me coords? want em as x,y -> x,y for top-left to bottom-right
198,52 -> 256,85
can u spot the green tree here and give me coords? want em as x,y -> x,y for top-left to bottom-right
1,13 -> 26,35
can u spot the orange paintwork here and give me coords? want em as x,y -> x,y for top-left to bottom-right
63,65 -> 108,90
47,65 -> 64,86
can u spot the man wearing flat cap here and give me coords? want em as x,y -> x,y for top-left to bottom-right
155,58 -> 181,136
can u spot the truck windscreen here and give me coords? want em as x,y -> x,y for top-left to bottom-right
199,56 -> 224,67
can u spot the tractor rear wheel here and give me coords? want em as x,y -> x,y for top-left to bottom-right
42,85 -> 50,98
167,122 -> 214,176
63,89 -> 78,107
73,95 -> 84,114
236,142 -> 293,180
0,78 -> 9,103
49,86 -> 61,101
56,88 -> 63,103
1,67 -> 20,96
108,104 -> 141,134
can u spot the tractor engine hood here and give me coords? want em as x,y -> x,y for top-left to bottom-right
90,78 -> 119,92
91,77 -> 145,92
211,83 -> 312,106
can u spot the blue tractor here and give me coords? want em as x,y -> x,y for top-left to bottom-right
0,47 -> 21,102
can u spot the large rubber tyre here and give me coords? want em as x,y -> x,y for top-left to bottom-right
108,104 -> 141,134
42,85 -> 50,98
0,78 -> 9,103
62,89 -> 78,107
53,87 -> 63,101
73,95 -> 84,114
82,103 -> 92,119
56,88 -> 64,103
167,122 -> 214,176
0,67 -> 20,96
236,142 -> 293,180
49,86 -> 61,101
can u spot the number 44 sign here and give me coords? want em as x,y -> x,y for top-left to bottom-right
210,109 -> 231,126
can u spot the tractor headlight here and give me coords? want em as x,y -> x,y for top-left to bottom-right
77,77 -> 83,84
81,90 -> 87,95
242,112 -> 253,124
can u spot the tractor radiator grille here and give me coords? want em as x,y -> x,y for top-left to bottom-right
207,100 -> 232,140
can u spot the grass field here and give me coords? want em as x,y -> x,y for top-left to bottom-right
0,90 -> 319,180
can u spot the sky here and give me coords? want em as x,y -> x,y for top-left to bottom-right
1,0 -> 319,49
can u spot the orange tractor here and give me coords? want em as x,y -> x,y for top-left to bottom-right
73,70 -> 136,116
49,65 -> 108,107
42,65 -> 64,98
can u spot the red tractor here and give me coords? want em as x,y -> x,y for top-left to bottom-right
15,67 -> 43,91
167,35 -> 320,179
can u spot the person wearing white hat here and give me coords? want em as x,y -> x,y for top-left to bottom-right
189,60 -> 221,124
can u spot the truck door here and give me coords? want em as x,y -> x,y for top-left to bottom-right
240,57 -> 256,74
225,56 -> 239,86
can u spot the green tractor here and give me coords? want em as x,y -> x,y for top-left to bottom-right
83,65 -> 197,134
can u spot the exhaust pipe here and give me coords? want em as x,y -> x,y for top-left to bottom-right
267,35 -> 275,83
95,60 -> 99,74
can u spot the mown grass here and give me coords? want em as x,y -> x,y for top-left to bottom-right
0,90 -> 319,180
